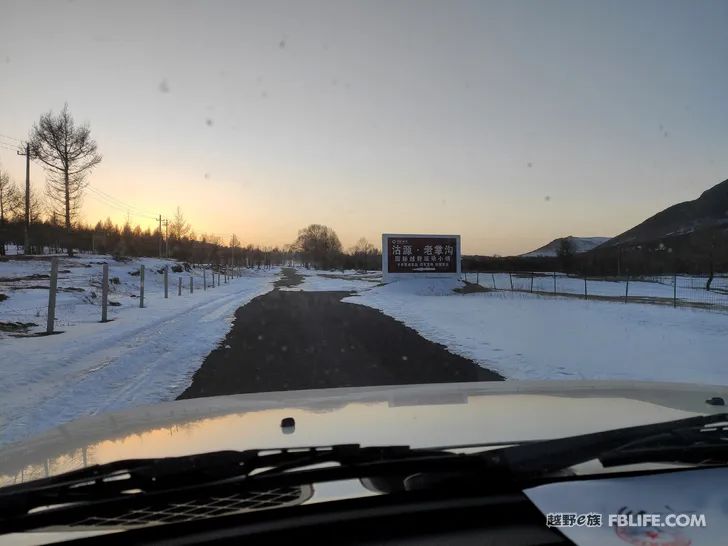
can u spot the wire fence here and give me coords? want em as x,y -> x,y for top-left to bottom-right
462,271 -> 728,311
1,259 -> 248,334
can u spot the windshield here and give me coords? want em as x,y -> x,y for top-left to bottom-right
1,0 -> 727,488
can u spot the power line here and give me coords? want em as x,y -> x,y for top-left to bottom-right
87,185 -> 156,216
87,186 -> 158,218
85,187 -> 158,222
0,133 -> 23,143
86,187 -> 158,221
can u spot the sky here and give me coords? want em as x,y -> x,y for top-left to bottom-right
1,0 -> 727,255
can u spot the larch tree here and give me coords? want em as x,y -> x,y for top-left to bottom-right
30,104 -> 102,255
168,206 -> 191,241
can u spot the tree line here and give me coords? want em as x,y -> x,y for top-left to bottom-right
0,104 -> 382,270
0,213 -> 382,271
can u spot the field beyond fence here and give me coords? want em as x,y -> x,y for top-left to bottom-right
462,271 -> 728,311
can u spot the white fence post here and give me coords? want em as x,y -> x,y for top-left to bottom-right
139,265 -> 145,308
101,263 -> 109,322
46,258 -> 59,334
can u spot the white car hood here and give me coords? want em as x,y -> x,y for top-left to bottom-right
1,379 -> 725,486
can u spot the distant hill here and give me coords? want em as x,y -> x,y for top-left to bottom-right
598,178 -> 728,249
584,178 -> 728,274
520,236 -> 610,258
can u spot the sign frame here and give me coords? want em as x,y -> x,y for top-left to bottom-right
382,233 -> 461,282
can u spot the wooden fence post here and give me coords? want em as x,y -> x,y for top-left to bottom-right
203,269 -> 207,291
139,265 -> 145,308
583,277 -> 588,300
101,263 -> 109,322
178,276 -> 182,296
164,266 -> 169,299
509,272 -> 513,291
46,258 -> 58,334
530,272 -> 534,293
553,271 -> 556,294
625,276 -> 629,303
190,276 -> 193,294
491,273 -> 496,289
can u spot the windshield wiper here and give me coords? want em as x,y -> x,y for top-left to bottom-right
480,412 -> 728,477
599,420 -> 728,467
2,413 -> 726,531
0,444 -> 451,523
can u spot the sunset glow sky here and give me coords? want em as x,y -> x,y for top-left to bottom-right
1,0 -> 727,254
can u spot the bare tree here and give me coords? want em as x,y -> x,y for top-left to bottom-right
168,206 -> 191,241
0,168 -> 22,226
349,237 -> 379,270
30,104 -> 102,254
27,186 -> 45,224
557,237 -> 575,273
293,224 -> 342,269
230,233 -> 241,266
350,237 -> 376,255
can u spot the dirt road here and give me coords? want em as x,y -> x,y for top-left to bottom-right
178,269 -> 502,399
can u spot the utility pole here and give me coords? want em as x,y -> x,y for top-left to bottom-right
17,143 -> 30,254
158,214 -> 163,258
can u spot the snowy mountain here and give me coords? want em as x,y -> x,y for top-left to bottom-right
598,178 -> 728,248
520,236 -> 610,258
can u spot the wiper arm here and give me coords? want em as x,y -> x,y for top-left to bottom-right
0,444 -> 446,522
599,420 -> 728,467
483,412 -> 728,477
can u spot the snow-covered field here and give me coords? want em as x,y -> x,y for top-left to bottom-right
343,277 -> 728,385
0,255 -> 277,445
282,272 -> 728,385
465,272 -> 728,307
283,269 -> 728,388
2,262 -> 727,447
